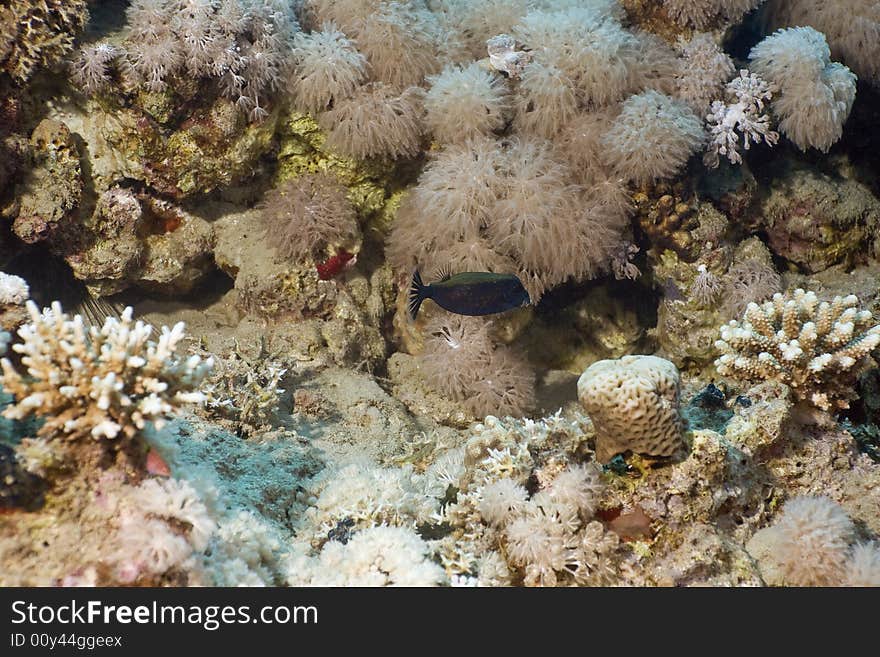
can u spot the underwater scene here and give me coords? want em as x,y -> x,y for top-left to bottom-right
0,0 -> 879,588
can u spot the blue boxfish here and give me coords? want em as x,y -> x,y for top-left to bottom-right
409,270 -> 531,319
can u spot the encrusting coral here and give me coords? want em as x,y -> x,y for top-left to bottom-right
715,289 -> 880,411
577,355 -> 684,462
0,301 -> 212,441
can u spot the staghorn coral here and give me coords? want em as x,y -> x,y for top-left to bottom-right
425,62 -> 509,143
601,90 -> 704,186
260,173 -> 360,262
705,70 -> 779,167
0,0 -> 88,84
749,27 -> 856,153
290,23 -> 367,115
715,289 -> 880,411
0,301 -> 212,441
319,82 -> 425,160
577,355 -> 684,462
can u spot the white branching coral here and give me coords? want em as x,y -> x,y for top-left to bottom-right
199,344 -> 286,435
715,289 -> 880,411
705,70 -> 779,166
749,27 -> 856,152
0,301 -> 213,441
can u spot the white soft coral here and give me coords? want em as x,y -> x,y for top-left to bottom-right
705,70 -> 778,166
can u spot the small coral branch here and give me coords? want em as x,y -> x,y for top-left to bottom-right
715,289 -> 880,411
705,70 -> 778,166
0,301 -> 213,440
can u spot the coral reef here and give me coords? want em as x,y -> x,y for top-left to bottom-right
715,289 -> 880,411
577,355 -> 684,462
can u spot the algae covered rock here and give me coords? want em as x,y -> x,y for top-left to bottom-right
75,95 -> 280,199
10,119 -> 83,245
758,164 -> 880,273
65,191 -> 215,297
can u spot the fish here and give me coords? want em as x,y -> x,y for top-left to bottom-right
409,270 -> 531,319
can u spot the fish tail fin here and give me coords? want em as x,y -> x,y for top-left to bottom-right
409,270 -> 428,319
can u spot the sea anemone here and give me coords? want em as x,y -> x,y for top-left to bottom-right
478,478 -> 529,527
350,3 -> 441,88
386,137 -> 506,271
513,59 -> 579,138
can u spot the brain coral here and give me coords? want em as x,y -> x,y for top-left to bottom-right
577,355 -> 684,462
715,289 -> 880,411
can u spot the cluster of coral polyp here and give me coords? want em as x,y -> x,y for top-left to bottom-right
715,290 -> 880,411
